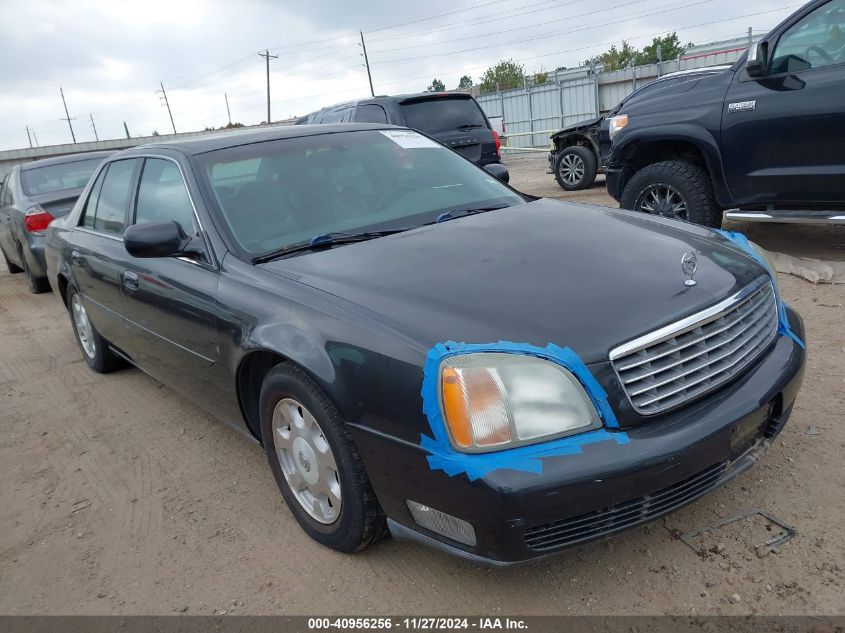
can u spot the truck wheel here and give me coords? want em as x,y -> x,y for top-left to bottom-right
260,362 -> 387,553
554,146 -> 597,191
620,160 -> 722,227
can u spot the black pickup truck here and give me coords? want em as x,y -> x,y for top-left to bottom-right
606,0 -> 845,227
547,66 -> 730,190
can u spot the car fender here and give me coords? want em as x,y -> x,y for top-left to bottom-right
610,124 -> 733,207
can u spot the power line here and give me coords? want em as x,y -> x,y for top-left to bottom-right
373,0 -> 711,66
370,0 -> 667,54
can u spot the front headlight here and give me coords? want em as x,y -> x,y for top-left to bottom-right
608,114 -> 629,140
439,353 -> 601,453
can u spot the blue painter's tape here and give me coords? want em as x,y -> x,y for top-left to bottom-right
715,229 -> 805,349
420,341 -> 629,481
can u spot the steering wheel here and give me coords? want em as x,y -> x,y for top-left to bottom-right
376,185 -> 415,212
806,45 -> 834,64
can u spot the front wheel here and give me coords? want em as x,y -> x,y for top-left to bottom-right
620,160 -> 722,227
260,362 -> 386,553
554,146 -> 598,191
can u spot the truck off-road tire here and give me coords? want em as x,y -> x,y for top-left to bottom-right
620,160 -> 722,228
260,362 -> 387,553
1,245 -> 23,274
554,145 -> 598,191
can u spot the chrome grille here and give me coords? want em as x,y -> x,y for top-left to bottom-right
610,277 -> 778,415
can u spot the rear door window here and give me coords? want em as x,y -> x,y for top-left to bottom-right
400,97 -> 487,135
354,104 -> 388,123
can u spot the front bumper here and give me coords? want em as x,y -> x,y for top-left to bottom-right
359,309 -> 805,565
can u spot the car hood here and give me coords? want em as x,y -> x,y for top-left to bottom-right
551,116 -> 603,138
259,199 -> 763,364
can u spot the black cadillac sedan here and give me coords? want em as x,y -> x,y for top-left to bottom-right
44,124 -> 805,565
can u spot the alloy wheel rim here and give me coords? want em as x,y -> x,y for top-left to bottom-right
559,153 -> 585,186
71,295 -> 96,359
638,184 -> 688,220
272,398 -> 342,524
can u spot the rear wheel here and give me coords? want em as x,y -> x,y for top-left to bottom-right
68,290 -> 124,373
620,160 -> 722,227
554,145 -> 598,191
1,245 -> 22,274
260,362 -> 386,552
20,249 -> 49,294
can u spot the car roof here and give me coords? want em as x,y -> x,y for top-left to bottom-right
123,123 -> 400,156
21,150 -> 115,171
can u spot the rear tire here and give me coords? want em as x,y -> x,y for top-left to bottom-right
67,290 -> 124,373
260,362 -> 386,553
554,145 -> 598,191
20,250 -> 49,294
620,160 -> 722,228
2,245 -> 23,274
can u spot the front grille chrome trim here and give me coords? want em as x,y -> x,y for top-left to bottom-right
609,276 -> 770,361
609,276 -> 778,416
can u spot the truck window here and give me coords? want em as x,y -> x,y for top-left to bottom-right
354,104 -> 388,124
771,0 -> 845,74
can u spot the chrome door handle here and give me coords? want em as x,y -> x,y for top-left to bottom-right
123,270 -> 139,290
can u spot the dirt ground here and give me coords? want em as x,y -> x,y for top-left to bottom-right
0,154 -> 843,616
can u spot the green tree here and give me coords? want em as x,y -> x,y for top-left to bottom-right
457,75 -> 473,89
427,78 -> 445,92
584,41 -> 637,71
479,59 -> 526,93
535,71 -> 549,84
635,33 -> 690,65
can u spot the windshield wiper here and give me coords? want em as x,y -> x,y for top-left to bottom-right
252,229 -> 408,263
456,123 -> 483,129
434,204 -> 510,224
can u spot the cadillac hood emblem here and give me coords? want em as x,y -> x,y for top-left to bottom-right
681,251 -> 698,286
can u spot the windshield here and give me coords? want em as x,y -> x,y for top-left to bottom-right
198,129 -> 523,257
20,157 -> 104,196
400,97 -> 487,135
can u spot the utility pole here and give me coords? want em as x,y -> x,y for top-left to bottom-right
258,49 -> 278,123
31,129 -> 39,147
89,114 -> 99,141
360,31 -> 375,97
25,126 -> 33,148
748,26 -> 753,48
124,121 -> 131,139
59,87 -> 76,143
225,92 -> 232,125
157,82 -> 177,134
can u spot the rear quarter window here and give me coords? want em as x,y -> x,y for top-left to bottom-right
400,98 -> 487,135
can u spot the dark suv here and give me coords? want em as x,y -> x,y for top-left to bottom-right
606,0 -> 845,227
298,93 -> 504,169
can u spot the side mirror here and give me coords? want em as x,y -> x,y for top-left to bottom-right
124,220 -> 190,258
746,41 -> 768,78
484,163 -> 510,184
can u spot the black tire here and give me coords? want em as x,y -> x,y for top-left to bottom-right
66,289 -> 124,373
554,145 -> 598,191
260,362 -> 386,553
620,160 -> 722,228
1,245 -> 23,274
20,249 -> 49,294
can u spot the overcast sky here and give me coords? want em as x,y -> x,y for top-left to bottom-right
0,0 -> 802,150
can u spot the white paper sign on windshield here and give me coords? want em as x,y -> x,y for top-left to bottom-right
379,129 -> 443,149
